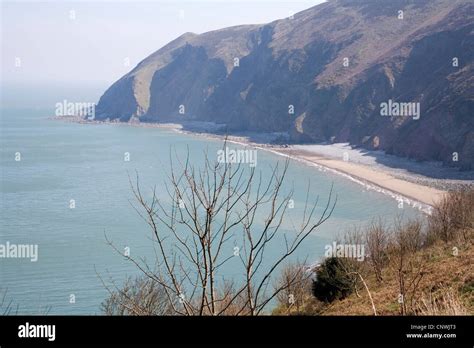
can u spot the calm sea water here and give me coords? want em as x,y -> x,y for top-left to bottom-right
0,108 -> 422,314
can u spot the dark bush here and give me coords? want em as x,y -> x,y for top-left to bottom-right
311,257 -> 356,303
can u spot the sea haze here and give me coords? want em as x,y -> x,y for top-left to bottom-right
0,107 -> 422,314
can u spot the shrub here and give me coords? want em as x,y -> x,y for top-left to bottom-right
101,275 -> 175,315
427,188 -> 474,244
365,219 -> 388,282
312,257 -> 356,303
274,262 -> 312,313
386,219 -> 426,315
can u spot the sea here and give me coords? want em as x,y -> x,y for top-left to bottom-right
0,106 -> 422,314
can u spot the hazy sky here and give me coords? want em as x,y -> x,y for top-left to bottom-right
2,0 -> 325,87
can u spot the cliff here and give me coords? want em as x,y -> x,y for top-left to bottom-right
95,0 -> 474,169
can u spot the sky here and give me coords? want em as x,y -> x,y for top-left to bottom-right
1,0 -> 325,88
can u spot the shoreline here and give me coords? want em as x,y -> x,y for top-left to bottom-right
191,134 -> 444,214
52,117 -> 474,213
267,147 -> 444,210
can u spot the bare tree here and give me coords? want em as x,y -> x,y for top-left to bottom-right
100,274 -> 176,315
106,143 -> 336,315
331,228 -> 377,315
274,261 -> 313,314
428,188 -> 474,244
365,219 -> 388,283
387,219 -> 425,315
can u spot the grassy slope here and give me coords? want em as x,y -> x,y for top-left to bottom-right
321,239 -> 473,315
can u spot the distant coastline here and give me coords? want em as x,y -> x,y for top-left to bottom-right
51,116 -> 474,213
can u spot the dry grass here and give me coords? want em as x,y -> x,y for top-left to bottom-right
317,189 -> 474,316
320,238 -> 473,315
415,287 -> 467,315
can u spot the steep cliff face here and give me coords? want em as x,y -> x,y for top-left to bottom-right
95,0 -> 474,169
